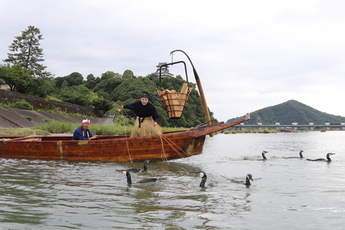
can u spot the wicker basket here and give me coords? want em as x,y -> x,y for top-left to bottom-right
157,83 -> 192,119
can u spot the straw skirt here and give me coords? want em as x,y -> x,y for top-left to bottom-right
130,116 -> 162,137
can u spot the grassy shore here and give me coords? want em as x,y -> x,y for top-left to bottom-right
0,120 -> 186,136
220,128 -> 279,134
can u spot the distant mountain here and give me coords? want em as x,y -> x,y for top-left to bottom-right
227,100 -> 345,125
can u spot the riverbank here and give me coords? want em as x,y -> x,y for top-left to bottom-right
0,106 -> 108,129
0,120 -> 185,136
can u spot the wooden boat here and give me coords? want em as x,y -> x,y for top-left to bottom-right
0,114 -> 249,162
0,50 -> 250,162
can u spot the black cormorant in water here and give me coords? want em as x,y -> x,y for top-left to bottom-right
195,171 -> 217,188
307,153 -> 335,162
283,150 -> 304,159
117,160 -> 150,173
257,151 -> 268,160
121,170 -> 166,185
229,174 -> 254,186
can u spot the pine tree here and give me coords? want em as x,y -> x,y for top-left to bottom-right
3,25 -> 50,77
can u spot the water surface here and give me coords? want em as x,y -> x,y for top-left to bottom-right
1,131 -> 345,229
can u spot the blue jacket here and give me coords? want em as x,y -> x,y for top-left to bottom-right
73,126 -> 93,140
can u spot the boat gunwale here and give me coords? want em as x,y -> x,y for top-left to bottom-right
0,114 -> 249,143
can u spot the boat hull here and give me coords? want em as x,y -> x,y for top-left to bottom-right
0,115 -> 249,162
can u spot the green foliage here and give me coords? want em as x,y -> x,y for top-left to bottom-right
122,69 -> 135,78
222,129 -> 277,134
5,128 -> 49,136
93,77 -> 123,100
101,71 -> 121,80
3,25 -> 50,77
0,65 -> 34,92
113,114 -> 134,126
58,84 -> 92,106
13,99 -> 34,110
26,76 -> 54,97
36,108 -> 86,117
92,97 -> 113,112
53,72 -> 84,88
46,95 -> 61,101
111,77 -> 157,102
227,100 -> 345,125
89,125 -> 125,135
0,102 -> 11,109
25,116 -> 32,121
1,26 -> 53,95
0,99 -> 34,110
85,74 -> 100,89
65,72 -> 84,86
33,120 -> 184,135
2,27 -> 216,127
34,120 -> 75,133
49,72 -> 215,127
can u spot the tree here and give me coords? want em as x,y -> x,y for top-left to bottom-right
122,69 -> 135,78
54,76 -> 65,89
3,25 -> 50,77
111,77 -> 157,102
58,84 -> 91,106
101,71 -> 121,80
86,74 -> 95,82
0,65 -> 34,92
93,77 -> 123,100
85,74 -> 100,89
92,98 -> 113,114
65,72 -> 84,86
27,76 -> 54,97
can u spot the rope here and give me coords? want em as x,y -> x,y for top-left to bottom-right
118,110 -> 133,163
157,134 -> 169,162
118,108 -> 191,162
158,133 -> 190,159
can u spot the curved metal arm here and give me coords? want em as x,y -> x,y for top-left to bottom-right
158,61 -> 188,90
170,49 -> 211,125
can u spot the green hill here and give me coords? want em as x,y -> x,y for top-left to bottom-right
227,100 -> 345,125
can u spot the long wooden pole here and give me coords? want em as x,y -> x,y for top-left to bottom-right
170,50 -> 211,125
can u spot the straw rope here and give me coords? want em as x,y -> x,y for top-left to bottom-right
118,109 -> 190,162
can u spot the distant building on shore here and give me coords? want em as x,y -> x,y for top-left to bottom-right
152,62 -> 174,78
0,82 -> 10,90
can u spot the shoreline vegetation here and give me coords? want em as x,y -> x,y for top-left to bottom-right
220,128 -> 336,134
0,122 -> 340,137
221,129 -> 279,134
0,100 -> 93,118
0,120 -> 186,136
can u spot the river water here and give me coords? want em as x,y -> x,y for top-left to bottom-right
1,131 -> 345,229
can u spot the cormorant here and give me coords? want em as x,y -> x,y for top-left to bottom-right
195,171 -> 216,188
257,151 -> 268,160
117,160 -> 150,173
283,150 -> 304,159
198,171 -> 207,188
307,153 -> 335,162
229,174 -> 254,186
121,170 -> 166,185
123,170 -> 132,184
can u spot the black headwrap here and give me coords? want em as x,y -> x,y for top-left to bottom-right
140,92 -> 150,99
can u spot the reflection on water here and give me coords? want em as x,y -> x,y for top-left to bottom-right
1,131 -> 345,229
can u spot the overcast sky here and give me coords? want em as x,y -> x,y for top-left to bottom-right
1,0 -> 345,122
